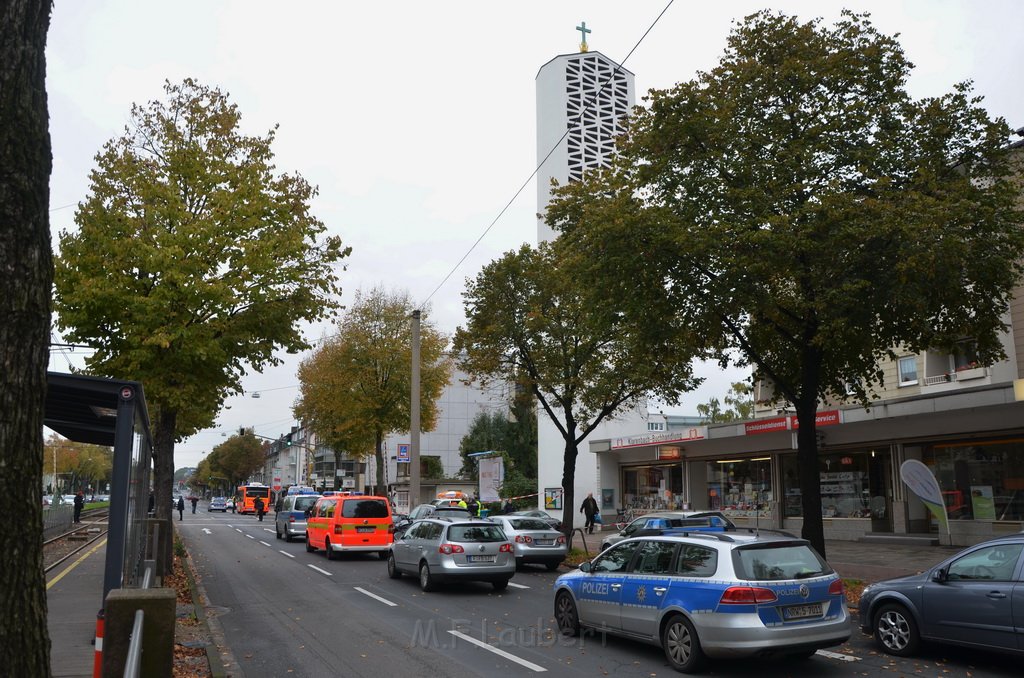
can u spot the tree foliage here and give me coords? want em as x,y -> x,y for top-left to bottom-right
44,433 -> 113,494
0,2 -> 53,671
53,79 -> 350,536
458,389 -> 537,480
294,287 -> 451,493
547,10 -> 1024,557
453,243 -> 701,539
696,382 -> 754,424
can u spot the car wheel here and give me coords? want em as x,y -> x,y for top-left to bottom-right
554,590 -> 580,637
492,579 -> 509,592
325,537 -> 338,560
305,534 -> 315,553
661,613 -> 704,673
387,552 -> 401,579
419,562 -> 436,592
545,561 -> 560,571
874,603 -> 920,657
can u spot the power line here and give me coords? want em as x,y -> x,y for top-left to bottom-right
418,1 -> 675,311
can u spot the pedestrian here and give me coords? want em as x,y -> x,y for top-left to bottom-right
190,496 -> 198,514
580,492 -> 599,534
502,499 -> 515,514
275,494 -> 283,514
255,496 -> 265,522
73,491 -> 84,523
466,495 -> 479,517
176,495 -> 185,521
457,496 -> 468,510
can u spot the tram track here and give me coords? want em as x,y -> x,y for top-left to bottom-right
43,508 -> 109,574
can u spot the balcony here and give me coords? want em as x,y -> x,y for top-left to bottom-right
923,366 -> 988,386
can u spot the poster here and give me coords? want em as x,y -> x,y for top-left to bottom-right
601,488 -> 614,509
478,456 -> 504,502
970,485 -> 996,520
544,487 -> 563,510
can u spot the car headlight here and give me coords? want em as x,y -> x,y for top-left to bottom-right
860,584 -> 873,598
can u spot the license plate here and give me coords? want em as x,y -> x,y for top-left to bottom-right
783,603 -> 823,619
534,539 -> 554,545
467,555 -> 495,563
356,526 -> 375,533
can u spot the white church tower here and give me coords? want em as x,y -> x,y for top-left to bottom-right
535,22 -> 635,243
534,25 -> 648,524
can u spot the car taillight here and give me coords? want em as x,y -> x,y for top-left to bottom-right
499,543 -> 513,553
439,543 -> 465,554
288,516 -> 295,523
556,535 -> 566,544
334,525 -> 344,535
515,535 -> 533,543
828,579 -> 844,596
719,586 -> 778,604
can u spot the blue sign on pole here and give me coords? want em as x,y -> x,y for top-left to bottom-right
397,444 -> 410,463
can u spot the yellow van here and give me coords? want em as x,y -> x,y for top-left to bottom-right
305,494 -> 394,560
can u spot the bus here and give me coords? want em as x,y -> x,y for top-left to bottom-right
236,483 -> 272,515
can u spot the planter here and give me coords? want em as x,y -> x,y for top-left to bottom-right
954,366 -> 986,381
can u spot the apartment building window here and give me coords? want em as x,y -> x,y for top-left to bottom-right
647,421 -> 666,432
898,356 -> 918,386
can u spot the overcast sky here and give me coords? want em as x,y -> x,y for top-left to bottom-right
44,1 -> 1024,470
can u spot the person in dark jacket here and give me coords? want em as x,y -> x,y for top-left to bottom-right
73,491 -> 84,523
190,496 -> 198,514
580,492 -> 599,534
254,496 -> 265,522
176,495 -> 185,521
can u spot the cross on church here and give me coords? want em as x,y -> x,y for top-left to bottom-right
576,21 -> 591,52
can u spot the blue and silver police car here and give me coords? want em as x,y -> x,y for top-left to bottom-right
553,530 -> 850,673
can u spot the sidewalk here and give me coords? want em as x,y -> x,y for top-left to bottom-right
823,539 -> 957,583
46,537 -> 106,678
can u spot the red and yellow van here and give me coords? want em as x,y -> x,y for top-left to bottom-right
305,494 -> 394,560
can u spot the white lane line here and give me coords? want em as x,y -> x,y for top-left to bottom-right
259,541 -> 272,547
279,551 -> 295,558
816,649 -> 860,662
354,587 -> 398,607
246,534 -> 254,540
447,630 -> 546,672
308,564 -> 332,576
202,528 -> 212,535
507,582 -> 530,589
235,528 -> 243,533
263,528 -> 274,533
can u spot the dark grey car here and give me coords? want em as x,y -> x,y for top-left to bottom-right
859,533 -> 1024,658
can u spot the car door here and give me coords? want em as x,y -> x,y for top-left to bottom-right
393,522 -> 418,570
619,540 -> 678,638
922,543 -> 1023,651
576,541 -> 641,632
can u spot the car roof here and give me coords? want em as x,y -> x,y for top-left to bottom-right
621,528 -> 803,548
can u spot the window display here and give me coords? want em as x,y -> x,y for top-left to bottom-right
923,439 -> 1024,522
781,451 -> 888,519
706,458 -> 772,517
621,463 -> 684,511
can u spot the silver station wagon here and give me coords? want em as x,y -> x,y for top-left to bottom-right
387,517 -> 515,592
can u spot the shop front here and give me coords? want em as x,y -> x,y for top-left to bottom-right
918,437 -> 1024,526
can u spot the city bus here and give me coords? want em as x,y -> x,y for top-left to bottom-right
236,483 -> 272,515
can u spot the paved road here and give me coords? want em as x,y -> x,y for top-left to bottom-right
177,513 -> 1019,677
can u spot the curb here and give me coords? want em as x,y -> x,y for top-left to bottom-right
180,541 -> 244,678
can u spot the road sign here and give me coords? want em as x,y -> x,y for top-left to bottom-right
397,444 -> 410,463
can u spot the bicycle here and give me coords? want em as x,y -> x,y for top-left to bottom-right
614,506 -> 636,531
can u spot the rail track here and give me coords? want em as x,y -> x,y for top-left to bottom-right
43,507 -> 109,574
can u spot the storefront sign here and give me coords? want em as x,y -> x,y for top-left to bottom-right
790,410 -> 842,429
658,446 -> 682,460
611,427 -> 706,450
744,417 -> 789,435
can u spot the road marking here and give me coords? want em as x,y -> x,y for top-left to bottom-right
447,630 -> 546,672
279,551 -> 295,558
202,528 -> 212,535
235,528 -> 243,533
259,541 -> 272,547
308,564 -> 332,576
47,538 -> 107,590
816,649 -> 860,662
507,582 -> 530,589
263,528 -> 274,533
246,534 -> 255,540
354,587 -> 398,607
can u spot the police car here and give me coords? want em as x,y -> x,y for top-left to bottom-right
553,530 -> 850,673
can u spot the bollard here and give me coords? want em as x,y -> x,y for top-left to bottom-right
92,610 -> 104,678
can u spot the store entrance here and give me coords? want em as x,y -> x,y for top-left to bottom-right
869,449 -> 892,533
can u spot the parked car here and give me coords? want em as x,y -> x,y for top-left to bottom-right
394,504 -> 473,536
508,509 -> 562,531
387,517 -> 515,591
208,497 -> 228,512
275,492 -> 320,541
554,530 -> 850,673
488,515 -> 567,570
600,511 -> 736,551
859,532 -> 1024,658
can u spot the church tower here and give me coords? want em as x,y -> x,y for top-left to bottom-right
535,22 -> 635,243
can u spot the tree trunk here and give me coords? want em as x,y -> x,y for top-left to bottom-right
152,408 -> 178,570
0,1 -> 53,674
795,398 -> 826,559
558,425 -> 579,548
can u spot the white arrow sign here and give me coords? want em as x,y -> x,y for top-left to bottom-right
202,528 -> 212,535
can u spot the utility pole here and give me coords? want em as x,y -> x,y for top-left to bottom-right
410,309 -> 421,508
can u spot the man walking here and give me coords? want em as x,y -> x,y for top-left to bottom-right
176,495 -> 185,521
580,492 -> 599,534
190,495 -> 198,514
254,496 -> 265,522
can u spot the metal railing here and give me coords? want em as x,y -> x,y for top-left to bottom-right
42,503 -> 73,540
123,561 -> 155,678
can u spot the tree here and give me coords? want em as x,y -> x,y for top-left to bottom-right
294,287 -> 450,494
206,433 -> 265,489
458,391 -> 537,480
458,411 -> 509,478
0,1 -> 53,673
547,11 -> 1024,557
453,243 -> 701,541
53,79 -> 350,552
696,382 -> 754,424
44,434 -> 113,495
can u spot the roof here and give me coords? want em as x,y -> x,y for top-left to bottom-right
44,372 -> 149,446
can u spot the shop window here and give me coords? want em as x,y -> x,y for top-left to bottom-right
781,451 -> 886,518
898,356 -> 918,386
706,457 -> 772,518
621,463 -> 684,511
922,439 -> 1024,524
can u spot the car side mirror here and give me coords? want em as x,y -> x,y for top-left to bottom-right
932,567 -> 947,583
579,561 -> 592,573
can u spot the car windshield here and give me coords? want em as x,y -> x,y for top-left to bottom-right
507,518 -> 551,530
733,543 -> 831,581
435,508 -> 471,518
448,525 -> 506,542
294,496 -> 319,511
